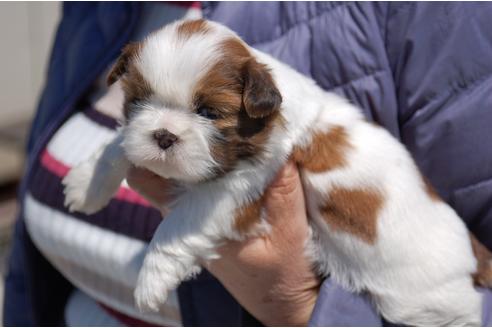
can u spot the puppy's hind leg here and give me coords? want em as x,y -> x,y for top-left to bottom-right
63,133 -> 131,214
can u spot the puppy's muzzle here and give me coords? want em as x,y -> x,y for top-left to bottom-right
153,129 -> 178,150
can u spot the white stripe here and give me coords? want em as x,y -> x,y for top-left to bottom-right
56,255 -> 181,326
25,193 -> 144,286
47,113 -> 117,167
24,194 -> 181,326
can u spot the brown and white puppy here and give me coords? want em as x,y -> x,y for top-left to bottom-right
62,19 -> 492,326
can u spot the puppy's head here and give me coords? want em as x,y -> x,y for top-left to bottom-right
109,19 -> 282,183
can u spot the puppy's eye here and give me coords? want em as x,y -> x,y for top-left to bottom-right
197,106 -> 218,120
130,97 -> 144,105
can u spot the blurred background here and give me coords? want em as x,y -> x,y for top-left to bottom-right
0,2 -> 61,321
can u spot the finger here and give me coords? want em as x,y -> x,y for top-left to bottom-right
126,166 -> 176,211
264,161 -> 308,238
268,160 -> 302,197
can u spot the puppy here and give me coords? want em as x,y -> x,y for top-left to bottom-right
63,19 -> 492,326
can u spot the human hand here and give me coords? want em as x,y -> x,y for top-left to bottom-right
126,162 -> 320,326
126,166 -> 178,214
206,162 -> 320,326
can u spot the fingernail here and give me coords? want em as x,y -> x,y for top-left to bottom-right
281,160 -> 297,177
270,160 -> 298,188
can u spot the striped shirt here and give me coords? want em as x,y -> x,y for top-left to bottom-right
23,2 -> 201,326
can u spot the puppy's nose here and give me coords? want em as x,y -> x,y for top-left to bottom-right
153,129 -> 178,150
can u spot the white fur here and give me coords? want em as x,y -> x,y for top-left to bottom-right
63,20 -> 483,325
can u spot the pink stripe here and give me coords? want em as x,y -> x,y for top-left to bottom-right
41,149 -> 70,176
115,188 -> 151,206
98,302 -> 158,327
167,1 -> 201,9
40,150 -> 151,207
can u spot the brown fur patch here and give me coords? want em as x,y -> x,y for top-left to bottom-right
177,19 -> 210,40
192,37 -> 284,176
319,186 -> 384,244
192,39 -> 247,117
105,41 -> 151,120
470,234 -> 492,287
293,126 -> 352,172
242,59 -> 282,119
107,42 -> 142,86
234,197 -> 264,234
421,174 -> 441,201
120,64 -> 153,120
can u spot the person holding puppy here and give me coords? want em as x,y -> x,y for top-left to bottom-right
4,2 -> 492,326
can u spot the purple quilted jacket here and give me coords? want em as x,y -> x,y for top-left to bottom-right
4,2 -> 492,326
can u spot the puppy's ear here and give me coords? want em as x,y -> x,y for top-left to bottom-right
107,43 -> 141,86
242,59 -> 282,119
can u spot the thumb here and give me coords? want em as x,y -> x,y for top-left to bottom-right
264,161 -> 308,235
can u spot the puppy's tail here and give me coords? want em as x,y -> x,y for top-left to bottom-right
470,233 -> 492,287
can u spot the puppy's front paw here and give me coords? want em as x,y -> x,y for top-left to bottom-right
62,161 -> 112,214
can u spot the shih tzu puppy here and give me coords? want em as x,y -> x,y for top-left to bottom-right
62,19 -> 492,326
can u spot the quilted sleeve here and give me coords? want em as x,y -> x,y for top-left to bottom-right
308,279 -> 382,326
310,284 -> 492,326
